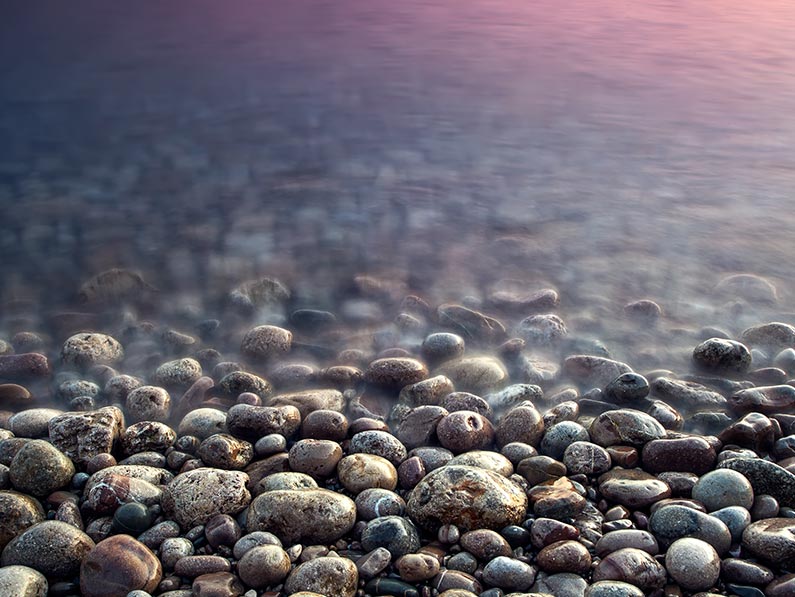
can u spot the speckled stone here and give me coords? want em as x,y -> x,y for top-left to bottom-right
691,469 -> 754,511
267,388 -> 344,418
481,556 -> 536,591
79,535 -> 161,597
159,537 -> 194,569
407,465 -> 527,532
161,468 -> 250,527
589,409 -> 666,447
531,572 -> 587,597
289,439 -> 343,478
177,408 -> 228,439
540,421 -> 590,460
395,552 -> 440,582
650,377 -> 727,411
197,434 -> 253,470
641,436 -> 716,476
598,468 -> 671,508
191,571 -> 245,597
396,406 -> 449,450
237,544 -> 291,588
9,439 -> 74,497
349,430 -> 407,466
421,333 -> 466,365
729,384 -> 795,414
603,373 -> 650,403
718,458 -> 795,508
0,491 -> 45,550
361,515 -> 420,557
0,565 -> 48,597
459,528 -> 512,560
153,358 -> 202,388
216,371 -> 273,401
648,504 -> 732,554
692,337 -> 752,375
337,453 -> 398,493
247,489 -> 356,544
48,406 -> 124,464
365,358 -> 429,391
741,322 -> 795,349
496,403 -> 545,448
174,555 -> 231,577
594,529 -> 658,557
355,488 -> 405,520
591,548 -> 666,590
665,537 -> 720,592
9,408 -> 63,438
517,313 -> 567,345
564,355 -> 632,389
448,451 -> 513,477
436,357 -> 509,395
240,325 -> 292,360
563,441 -> 611,476
536,540 -> 592,574
742,518 -> 795,567
61,333 -> 123,369
121,421 -> 176,455
1,520 -> 95,578
126,385 -> 171,422
226,403 -> 301,440
437,410 -> 495,453
300,410 -> 349,441
284,556 -> 358,597
584,581 -> 644,597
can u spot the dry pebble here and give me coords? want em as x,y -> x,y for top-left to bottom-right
161,468 -> 250,528
284,556 -> 358,597
1,520 -> 95,579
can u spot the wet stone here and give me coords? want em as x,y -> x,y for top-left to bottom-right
365,577 -> 420,597
240,325 -> 292,361
692,338 -> 752,375
257,471 -> 317,493
289,438 -> 343,478
361,515 -> 421,557
191,571 -> 245,597
159,537 -> 194,569
718,457 -> 795,508
161,468 -> 250,528
284,556 -> 359,597
0,491 -> 46,550
197,434 -> 253,470
691,468 -> 754,511
177,408 -> 228,440
396,552 -> 440,582
111,502 -> 153,535
603,373 -> 649,403
721,558 -> 774,585
589,409 -> 666,447
459,528 -> 511,560
0,565 -> 48,597
665,537 -> 720,591
540,421 -> 589,460
247,489 -> 356,545
216,371 -> 272,401
482,556 -> 536,591
356,547 -> 392,580
1,520 -> 95,579
399,375 -> 455,407
641,436 -> 716,475
105,374 -> 143,403
398,456 -> 426,489
742,517 -> 795,567
174,555 -> 231,577
301,410 -> 348,441
591,547 -> 667,590
517,455 -> 567,486
10,408 -> 63,438
563,441 -> 611,476
496,402 -> 545,448
648,504 -> 732,554
432,569 -> 482,594
355,488 -> 405,520
137,520 -> 181,551
0,353 -> 50,382
649,377 -> 727,411
711,505 -> 751,542
422,333 -> 466,366
594,529 -> 659,557
598,468 -> 671,509
646,399 -> 683,431
531,572 -> 588,597
437,410 -> 495,453
121,421 -> 176,455
9,439 -> 75,497
740,322 -> 795,350
337,453 -> 398,493
79,534 -> 161,596
729,384 -> 795,414
530,518 -> 580,549
529,476 -> 587,519
407,465 -> 527,532
237,544 -> 291,588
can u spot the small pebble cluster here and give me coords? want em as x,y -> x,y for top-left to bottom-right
1,272 -> 795,597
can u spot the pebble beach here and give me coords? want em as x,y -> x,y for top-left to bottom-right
3,1 -> 795,597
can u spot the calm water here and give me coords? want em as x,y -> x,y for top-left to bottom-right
2,1 -> 795,361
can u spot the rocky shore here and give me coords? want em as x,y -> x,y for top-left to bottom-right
1,272 -> 795,597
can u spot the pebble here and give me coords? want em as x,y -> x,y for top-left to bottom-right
482,556 -> 536,591
159,537 -> 194,569
740,321 -> 795,350
437,410 -> 495,453
442,392 -> 492,418
0,353 -> 51,382
517,313 -> 568,345
177,408 -> 228,439
665,537 -> 720,591
646,400 -> 683,431
395,552 -> 440,582
337,453 -> 398,493
421,333 -> 466,365
691,468 -> 754,511
137,521 -> 181,550
589,409 -> 666,447
79,534 -> 161,596
530,518 -> 580,549
641,436 -> 716,475
61,333 -> 124,369
247,489 -> 356,544
153,357 -> 202,388
448,450 -> 513,477
741,517 -> 795,567
648,504 -> 732,554
9,439 -> 74,497
161,468 -> 250,527
364,357 -> 429,390
584,581 -> 644,597
121,421 -> 176,455
361,515 -> 421,557
591,547 -> 666,590
48,406 -> 124,464
529,476 -> 587,519
594,529 -> 658,557
396,406 -> 449,450
531,571 -> 588,597
288,438 -> 342,478
365,577 -> 420,597
563,441 -> 611,476
721,558 -> 774,585
355,487 -> 405,520
300,410 -> 348,441
237,544 -> 291,588
720,412 -> 777,454
191,571 -> 245,597
718,457 -> 795,507
437,303 -> 507,343
267,388 -> 344,417
9,408 -> 62,438
563,355 -> 632,389
496,403 -> 545,448
603,372 -> 649,403
356,547 -> 392,580
283,556 -> 359,597
540,421 -> 590,460
692,338 -> 751,375
0,491 -> 45,551
226,403 -> 301,440
432,569 -> 482,593
126,385 -> 171,422
407,465 -> 527,532
766,573 -> 795,597
174,555 -> 231,577
197,434 -> 253,469
216,371 -> 272,401
240,325 -> 292,361
436,357 -> 509,395
0,565 -> 48,597
517,455 -> 567,486
598,468 -> 671,508
349,430 -> 407,466
536,539 -> 591,574
729,384 -> 795,414
460,528 -> 512,560
1,520 -> 95,578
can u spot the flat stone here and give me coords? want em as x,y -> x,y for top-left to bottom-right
591,548 -> 666,590
598,468 -> 671,509
649,377 -> 727,411
641,436 -> 716,475
247,489 -> 356,545
589,409 -> 666,447
437,357 -> 509,395
741,322 -> 795,349
437,304 -> 507,343
648,504 -> 732,554
365,358 -> 429,391
9,439 -> 75,497
729,385 -> 795,414
0,491 -> 45,550
563,356 -> 632,389
226,403 -> 301,440
267,389 -> 344,418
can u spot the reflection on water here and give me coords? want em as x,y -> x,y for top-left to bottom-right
2,0 -> 795,365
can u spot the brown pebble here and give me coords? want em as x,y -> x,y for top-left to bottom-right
79,534 -> 160,596
536,539 -> 592,574
174,555 -> 231,577
192,571 -> 245,597
437,411 -> 495,454
238,544 -> 291,588
396,552 -> 441,582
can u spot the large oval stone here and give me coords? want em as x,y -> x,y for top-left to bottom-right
161,468 -> 250,528
80,535 -> 162,597
10,439 -> 75,497
406,465 -> 527,532
0,491 -> 45,550
247,489 -> 356,545
1,520 -> 95,578
742,518 -> 795,568
589,409 -> 666,447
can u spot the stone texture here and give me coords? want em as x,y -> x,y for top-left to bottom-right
9,439 -> 75,496
0,565 -> 48,597
284,556 -> 358,597
692,338 -> 752,375
563,355 -> 632,388
161,468 -> 250,528
664,537 -> 720,592
61,333 -> 123,369
1,520 -> 95,578
240,325 -> 292,360
267,389 -> 344,418
589,409 -> 666,447
226,403 -> 301,440
742,518 -> 795,568
48,406 -> 125,464
0,491 -> 45,550
79,535 -> 161,597
718,458 -> 795,508
591,548 -> 667,590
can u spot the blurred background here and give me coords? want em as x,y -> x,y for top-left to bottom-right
1,0 -> 795,367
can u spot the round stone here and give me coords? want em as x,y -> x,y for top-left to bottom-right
437,411 -> 495,454
257,471 -> 317,492
481,556 -> 536,591
589,409 -> 666,447
1,520 -> 95,579
349,430 -> 407,466
9,439 -> 75,497
361,515 -> 421,557
406,465 -> 527,532
240,325 -> 292,360
284,556 -> 358,597
536,540 -> 592,574
197,434 -> 253,470
237,544 -> 291,588
153,358 -> 202,388
584,581 -> 644,597
289,439 -> 343,479
159,537 -> 194,569
111,502 -> 153,536
61,333 -> 124,369
125,386 -> 171,422
395,553 -> 440,583
692,338 -> 752,375
664,537 -> 720,591
365,358 -> 429,391
742,518 -> 795,567
459,529 -> 511,560
216,371 -> 273,401
79,535 -> 161,597
648,504 -> 732,554
540,421 -> 590,460
598,468 -> 671,508
436,357 -> 509,395
161,468 -> 250,528
448,451 -> 513,477
692,469 -> 754,511
495,403 -> 545,448
421,333 -> 465,365
355,488 -> 406,521
247,489 -> 356,545
0,492 -> 45,551
337,453 -> 398,493
0,565 -> 48,597
563,441 -> 611,476
592,547 -> 666,590
517,313 -> 567,345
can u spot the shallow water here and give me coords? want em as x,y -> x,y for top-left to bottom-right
2,1 -> 795,346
